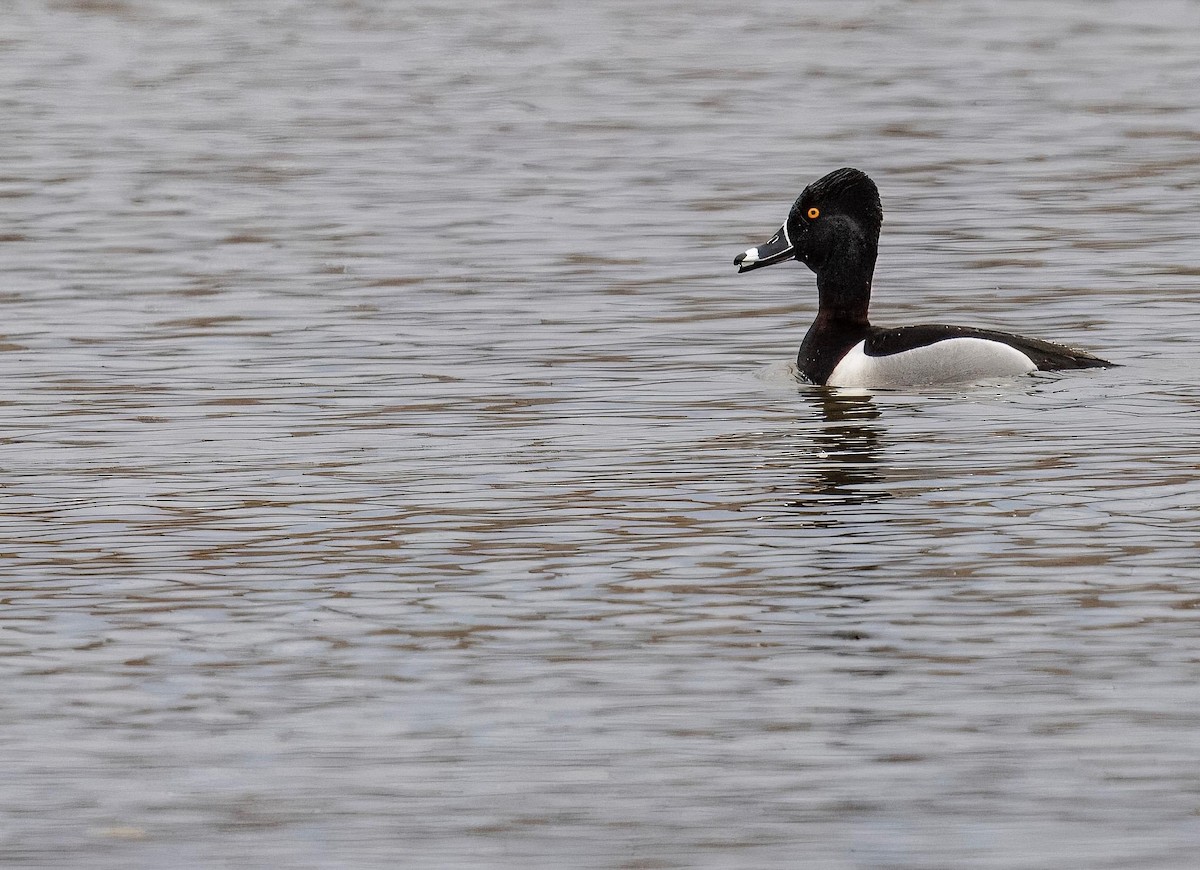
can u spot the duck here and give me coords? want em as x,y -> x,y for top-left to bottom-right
734,168 -> 1113,387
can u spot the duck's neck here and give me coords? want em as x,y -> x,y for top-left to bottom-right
798,240 -> 877,384
815,276 -> 872,326
813,234 -> 876,325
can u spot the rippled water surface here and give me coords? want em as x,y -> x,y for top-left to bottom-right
3,1 -> 1200,867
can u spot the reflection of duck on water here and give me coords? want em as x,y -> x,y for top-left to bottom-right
786,388 -> 887,508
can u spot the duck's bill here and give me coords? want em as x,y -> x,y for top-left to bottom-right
734,224 -> 794,273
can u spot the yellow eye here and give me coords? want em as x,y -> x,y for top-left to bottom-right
807,207 -> 821,220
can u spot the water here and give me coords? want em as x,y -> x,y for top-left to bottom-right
2,1 -> 1200,867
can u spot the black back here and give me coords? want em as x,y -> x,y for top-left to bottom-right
864,324 -> 1113,370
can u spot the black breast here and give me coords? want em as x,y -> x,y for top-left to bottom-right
797,317 -> 872,384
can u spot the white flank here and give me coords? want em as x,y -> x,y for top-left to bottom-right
826,338 -> 1037,388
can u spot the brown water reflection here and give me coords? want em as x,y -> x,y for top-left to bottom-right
789,390 -> 888,506
2,1 -> 1200,869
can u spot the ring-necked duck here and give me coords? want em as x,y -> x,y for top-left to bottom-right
734,168 -> 1113,387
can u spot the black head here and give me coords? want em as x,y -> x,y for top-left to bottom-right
734,168 -> 882,275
